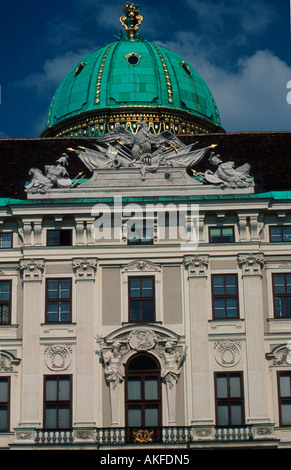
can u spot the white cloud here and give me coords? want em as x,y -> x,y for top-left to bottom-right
15,49 -> 91,96
156,33 -> 291,132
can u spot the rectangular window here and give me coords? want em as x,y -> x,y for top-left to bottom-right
0,378 -> 10,432
0,233 -> 12,249
128,276 -> 155,322
47,230 -> 72,246
127,221 -> 153,245
215,372 -> 244,427
46,279 -> 72,323
212,274 -> 239,319
270,226 -> 291,243
44,375 -> 72,429
278,372 -> 291,426
209,226 -> 234,243
273,273 -> 291,318
0,281 -> 11,325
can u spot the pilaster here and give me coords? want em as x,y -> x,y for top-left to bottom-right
18,259 -> 45,427
237,253 -> 270,424
72,258 -> 98,427
183,255 -> 213,428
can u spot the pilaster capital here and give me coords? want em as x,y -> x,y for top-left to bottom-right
72,257 -> 98,280
183,255 -> 209,278
237,253 -> 265,276
19,259 -> 45,281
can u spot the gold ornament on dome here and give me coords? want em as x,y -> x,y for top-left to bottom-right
120,2 -> 143,40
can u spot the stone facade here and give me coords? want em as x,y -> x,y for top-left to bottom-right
0,183 -> 290,449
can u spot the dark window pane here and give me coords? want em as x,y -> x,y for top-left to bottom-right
217,403 -> 229,426
47,303 -> 59,322
130,300 -> 142,321
0,381 -> 8,402
229,375 -> 241,397
130,279 -> 141,298
47,280 -> 59,299
209,228 -> 221,243
127,378 -> 141,400
214,298 -> 225,318
128,406 -> 142,427
0,233 -> 12,248
142,278 -> 153,297
283,227 -> 291,242
45,405 -> 57,429
213,276 -> 225,296
58,406 -> 70,428
270,226 -> 282,242
0,407 -> 8,431
46,378 -> 58,401
273,275 -> 285,294
59,377 -> 71,401
280,375 -> 291,397
216,376 -> 228,398
59,280 -> 70,299
281,402 -> 291,425
226,297 -> 237,317
231,403 -> 243,425
145,377 -> 159,400
222,227 -> 234,242
225,276 -> 237,295
0,282 -> 10,301
142,300 -> 154,321
145,406 -> 159,427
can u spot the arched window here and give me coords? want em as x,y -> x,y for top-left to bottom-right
125,353 -> 162,434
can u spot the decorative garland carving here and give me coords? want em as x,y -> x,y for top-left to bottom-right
44,345 -> 72,371
214,341 -> 241,367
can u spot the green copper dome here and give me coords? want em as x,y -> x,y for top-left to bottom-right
41,6 -> 224,137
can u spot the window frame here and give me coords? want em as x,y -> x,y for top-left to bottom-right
214,372 -> 245,428
128,276 -> 156,323
211,274 -> 239,320
0,377 -> 10,432
0,280 -> 12,326
0,232 -> 13,249
43,375 -> 72,430
277,371 -> 291,427
47,229 -> 73,247
45,278 -> 72,324
127,220 -> 154,245
125,353 -> 162,429
209,226 -> 235,243
269,225 -> 291,243
272,273 -> 291,318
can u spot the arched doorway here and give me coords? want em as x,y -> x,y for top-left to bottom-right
125,353 -> 162,442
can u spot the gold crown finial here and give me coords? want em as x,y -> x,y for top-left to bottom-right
120,2 -> 143,40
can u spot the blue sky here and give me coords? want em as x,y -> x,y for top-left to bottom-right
0,0 -> 290,137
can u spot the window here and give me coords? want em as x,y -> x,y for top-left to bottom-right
127,221 -> 153,245
44,375 -> 72,429
0,233 -> 12,248
128,276 -> 155,322
215,373 -> 244,427
270,226 -> 291,242
273,273 -> 291,318
46,279 -> 72,323
47,230 -> 72,246
125,354 -> 161,441
278,372 -> 291,426
0,281 -> 11,325
212,274 -> 239,319
0,378 -> 10,432
209,226 -> 234,243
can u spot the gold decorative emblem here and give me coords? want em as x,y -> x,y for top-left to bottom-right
120,2 -> 143,40
133,429 -> 154,443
